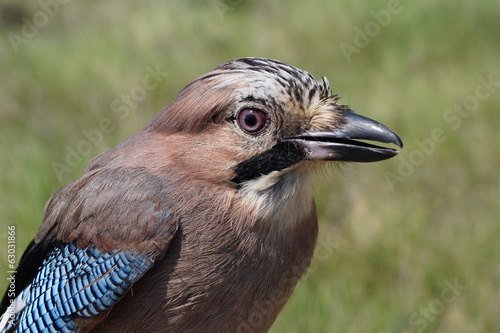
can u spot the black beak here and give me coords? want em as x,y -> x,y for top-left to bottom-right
287,112 -> 403,162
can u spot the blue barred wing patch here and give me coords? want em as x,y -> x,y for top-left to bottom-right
2,241 -> 154,333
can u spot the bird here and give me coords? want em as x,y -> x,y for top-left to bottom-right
0,57 -> 402,333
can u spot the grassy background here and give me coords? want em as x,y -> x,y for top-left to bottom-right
0,0 -> 499,332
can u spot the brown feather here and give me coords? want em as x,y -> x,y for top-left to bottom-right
10,58 -> 400,332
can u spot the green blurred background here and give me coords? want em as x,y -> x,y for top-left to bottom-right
0,0 -> 499,332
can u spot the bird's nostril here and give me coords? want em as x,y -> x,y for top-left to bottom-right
3,57 -> 403,332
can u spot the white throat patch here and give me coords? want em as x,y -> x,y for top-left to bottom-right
238,165 -> 315,226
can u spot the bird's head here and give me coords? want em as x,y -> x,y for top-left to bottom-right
139,58 -> 402,222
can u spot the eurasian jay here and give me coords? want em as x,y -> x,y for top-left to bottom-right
0,57 -> 402,333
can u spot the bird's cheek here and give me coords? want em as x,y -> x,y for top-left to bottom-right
170,141 -> 240,184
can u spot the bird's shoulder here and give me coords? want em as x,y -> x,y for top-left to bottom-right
0,166 -> 179,332
39,166 -> 178,251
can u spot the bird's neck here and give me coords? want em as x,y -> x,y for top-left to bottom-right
237,164 -> 316,230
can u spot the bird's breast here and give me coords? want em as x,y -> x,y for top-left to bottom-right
93,175 -> 318,332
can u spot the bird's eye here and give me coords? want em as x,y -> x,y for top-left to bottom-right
236,108 -> 268,134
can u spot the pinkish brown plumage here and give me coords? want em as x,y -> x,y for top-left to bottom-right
0,58 -> 402,333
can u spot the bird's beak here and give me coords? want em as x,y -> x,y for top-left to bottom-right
287,111 -> 403,162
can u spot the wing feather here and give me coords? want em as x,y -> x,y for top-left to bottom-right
1,167 -> 179,332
